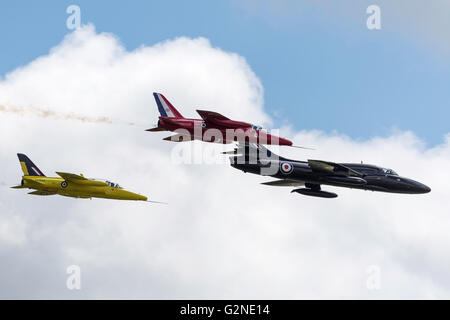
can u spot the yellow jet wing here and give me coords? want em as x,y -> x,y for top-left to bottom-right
28,190 -> 57,196
56,172 -> 88,181
55,172 -> 108,186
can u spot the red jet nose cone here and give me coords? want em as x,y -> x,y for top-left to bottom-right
279,138 -> 293,146
264,133 -> 292,146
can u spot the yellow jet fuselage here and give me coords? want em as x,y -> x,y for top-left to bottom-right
14,153 -> 147,201
20,175 -> 147,201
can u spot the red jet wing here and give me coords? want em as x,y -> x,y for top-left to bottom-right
163,133 -> 193,142
196,110 -> 251,129
146,127 -> 166,132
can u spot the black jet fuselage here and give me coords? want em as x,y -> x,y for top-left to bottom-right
229,146 -> 431,198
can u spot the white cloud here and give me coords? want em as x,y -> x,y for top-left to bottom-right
0,203 -> 27,247
0,25 -> 449,299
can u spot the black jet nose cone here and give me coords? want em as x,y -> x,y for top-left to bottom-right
421,184 -> 431,194
414,182 -> 431,194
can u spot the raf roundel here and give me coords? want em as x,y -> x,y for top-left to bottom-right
280,162 -> 293,174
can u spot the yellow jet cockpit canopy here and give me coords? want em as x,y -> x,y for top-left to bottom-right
91,178 -> 123,189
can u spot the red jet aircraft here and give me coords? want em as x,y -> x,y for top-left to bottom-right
146,93 -> 294,146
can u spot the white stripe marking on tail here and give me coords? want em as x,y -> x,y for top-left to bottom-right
157,93 -> 175,117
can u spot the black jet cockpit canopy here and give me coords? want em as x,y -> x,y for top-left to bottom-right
382,168 -> 398,176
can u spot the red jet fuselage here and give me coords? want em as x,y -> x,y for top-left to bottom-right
148,92 -> 293,146
155,116 -> 293,145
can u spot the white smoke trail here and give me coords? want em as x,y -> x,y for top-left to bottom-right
0,104 -> 141,126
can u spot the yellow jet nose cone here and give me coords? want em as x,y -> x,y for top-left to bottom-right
130,192 -> 147,201
119,190 -> 147,201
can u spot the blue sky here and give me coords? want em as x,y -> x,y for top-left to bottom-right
1,0 -> 448,146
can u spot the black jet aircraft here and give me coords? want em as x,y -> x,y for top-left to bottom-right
227,143 -> 431,198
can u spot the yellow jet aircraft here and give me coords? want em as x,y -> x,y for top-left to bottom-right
12,153 -> 151,202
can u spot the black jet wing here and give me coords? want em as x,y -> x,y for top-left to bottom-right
224,143 -> 292,161
308,160 -> 364,177
261,179 -> 305,187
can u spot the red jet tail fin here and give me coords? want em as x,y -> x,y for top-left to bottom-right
153,93 -> 184,118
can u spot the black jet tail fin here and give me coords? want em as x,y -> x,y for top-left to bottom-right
253,143 -> 290,161
224,143 -> 291,161
17,153 -> 46,177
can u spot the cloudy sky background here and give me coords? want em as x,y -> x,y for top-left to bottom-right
0,1 -> 449,299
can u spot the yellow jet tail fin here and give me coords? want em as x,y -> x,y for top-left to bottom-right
17,153 -> 46,177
